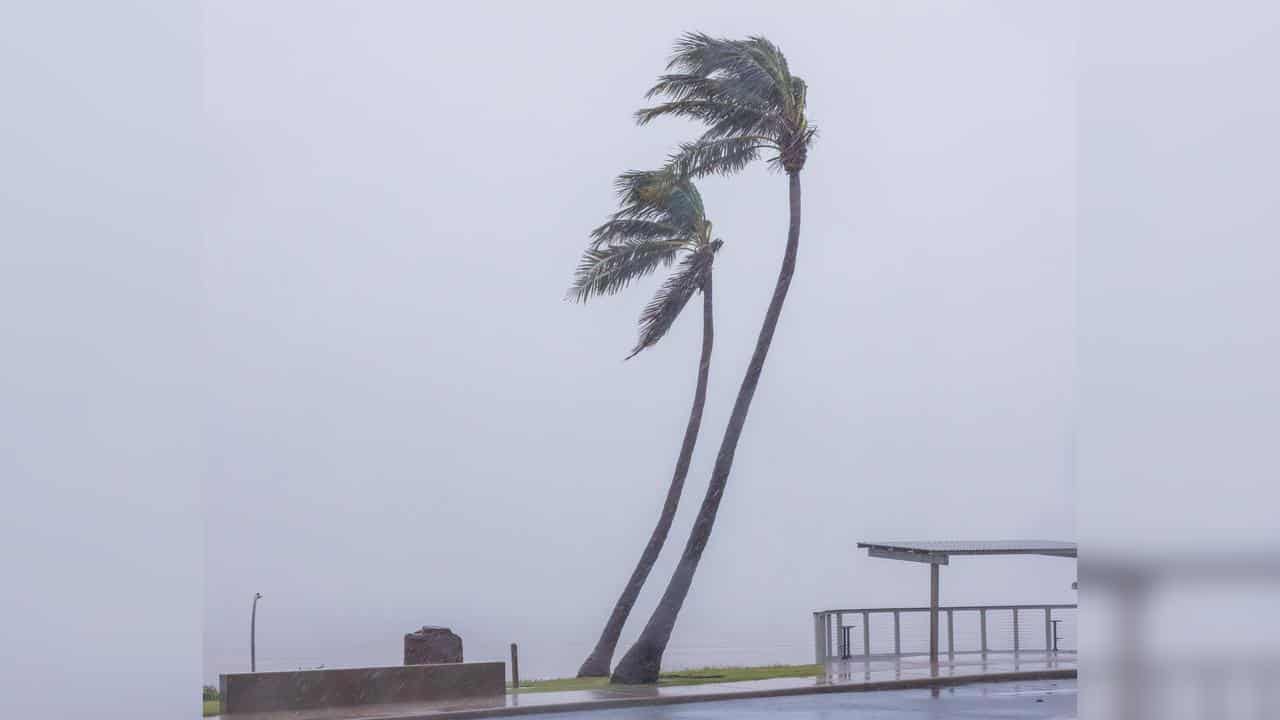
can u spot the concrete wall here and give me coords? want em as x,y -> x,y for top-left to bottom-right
219,661 -> 505,714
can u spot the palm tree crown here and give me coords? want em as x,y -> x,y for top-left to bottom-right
636,33 -> 816,178
570,170 -> 721,358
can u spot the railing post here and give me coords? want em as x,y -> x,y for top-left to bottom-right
946,609 -> 954,655
980,608 -> 987,654
1044,607 -> 1052,651
893,610 -> 901,656
861,611 -> 871,657
928,563 -> 940,665
836,612 -> 844,659
1012,608 -> 1020,653
825,613 -> 833,659
814,613 -> 825,664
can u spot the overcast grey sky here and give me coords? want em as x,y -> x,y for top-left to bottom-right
10,3 -> 1280,719
199,1 -> 1077,681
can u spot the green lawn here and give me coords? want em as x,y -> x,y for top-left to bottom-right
509,663 -> 824,693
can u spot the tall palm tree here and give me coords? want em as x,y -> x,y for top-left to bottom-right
570,169 -> 723,677
611,33 -> 815,684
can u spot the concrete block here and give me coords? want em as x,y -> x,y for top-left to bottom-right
218,661 -> 504,714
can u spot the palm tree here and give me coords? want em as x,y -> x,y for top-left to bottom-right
610,33 -> 815,684
569,169 -> 723,677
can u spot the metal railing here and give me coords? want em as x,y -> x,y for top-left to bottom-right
813,604 -> 1077,662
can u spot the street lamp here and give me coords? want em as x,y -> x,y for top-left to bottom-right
250,592 -> 263,672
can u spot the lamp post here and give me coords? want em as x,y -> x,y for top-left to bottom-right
250,592 -> 263,672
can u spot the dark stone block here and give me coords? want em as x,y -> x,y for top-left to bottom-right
404,625 -> 463,665
218,661 -> 505,714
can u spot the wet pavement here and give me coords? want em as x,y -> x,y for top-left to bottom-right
213,651 -> 1076,720
518,679 -> 1076,720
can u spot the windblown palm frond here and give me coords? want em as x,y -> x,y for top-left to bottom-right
665,136 -> 771,178
569,236 -> 684,302
608,170 -> 707,235
636,33 -> 815,177
629,240 -> 720,359
589,218 -> 687,247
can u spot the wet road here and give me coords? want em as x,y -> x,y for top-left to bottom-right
510,679 -> 1076,720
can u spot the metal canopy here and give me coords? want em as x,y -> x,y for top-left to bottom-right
857,540 -> 1077,562
857,540 -> 1077,665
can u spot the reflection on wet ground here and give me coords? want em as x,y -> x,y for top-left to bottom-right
214,651 -> 1076,719
520,679 -> 1076,720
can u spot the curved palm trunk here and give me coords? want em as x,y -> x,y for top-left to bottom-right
611,172 -> 802,684
576,273 -> 716,677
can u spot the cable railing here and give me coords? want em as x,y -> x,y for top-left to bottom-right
813,604 -> 1077,662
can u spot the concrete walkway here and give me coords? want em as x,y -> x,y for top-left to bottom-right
213,651 -> 1076,720
519,679 -> 1076,720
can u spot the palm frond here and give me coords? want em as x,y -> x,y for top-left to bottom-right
589,218 -> 686,247
628,246 -> 716,359
742,35 -> 793,104
569,238 -> 685,302
612,170 -> 679,211
611,170 -> 706,232
635,98 -> 755,128
643,74 -> 720,102
642,76 -> 777,118
665,33 -> 784,108
698,104 -> 786,141
666,136 -> 775,178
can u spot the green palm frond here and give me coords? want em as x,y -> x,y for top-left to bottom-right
569,238 -> 685,302
666,33 -> 785,109
697,105 -> 786,142
589,218 -> 686,247
628,243 -> 718,359
643,74 -> 719,102
635,99 -> 763,129
611,170 -> 707,234
666,136 -> 772,178
741,35 -> 794,104
639,33 -> 815,176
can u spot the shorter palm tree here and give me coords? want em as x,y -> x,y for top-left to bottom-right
569,170 -> 722,676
